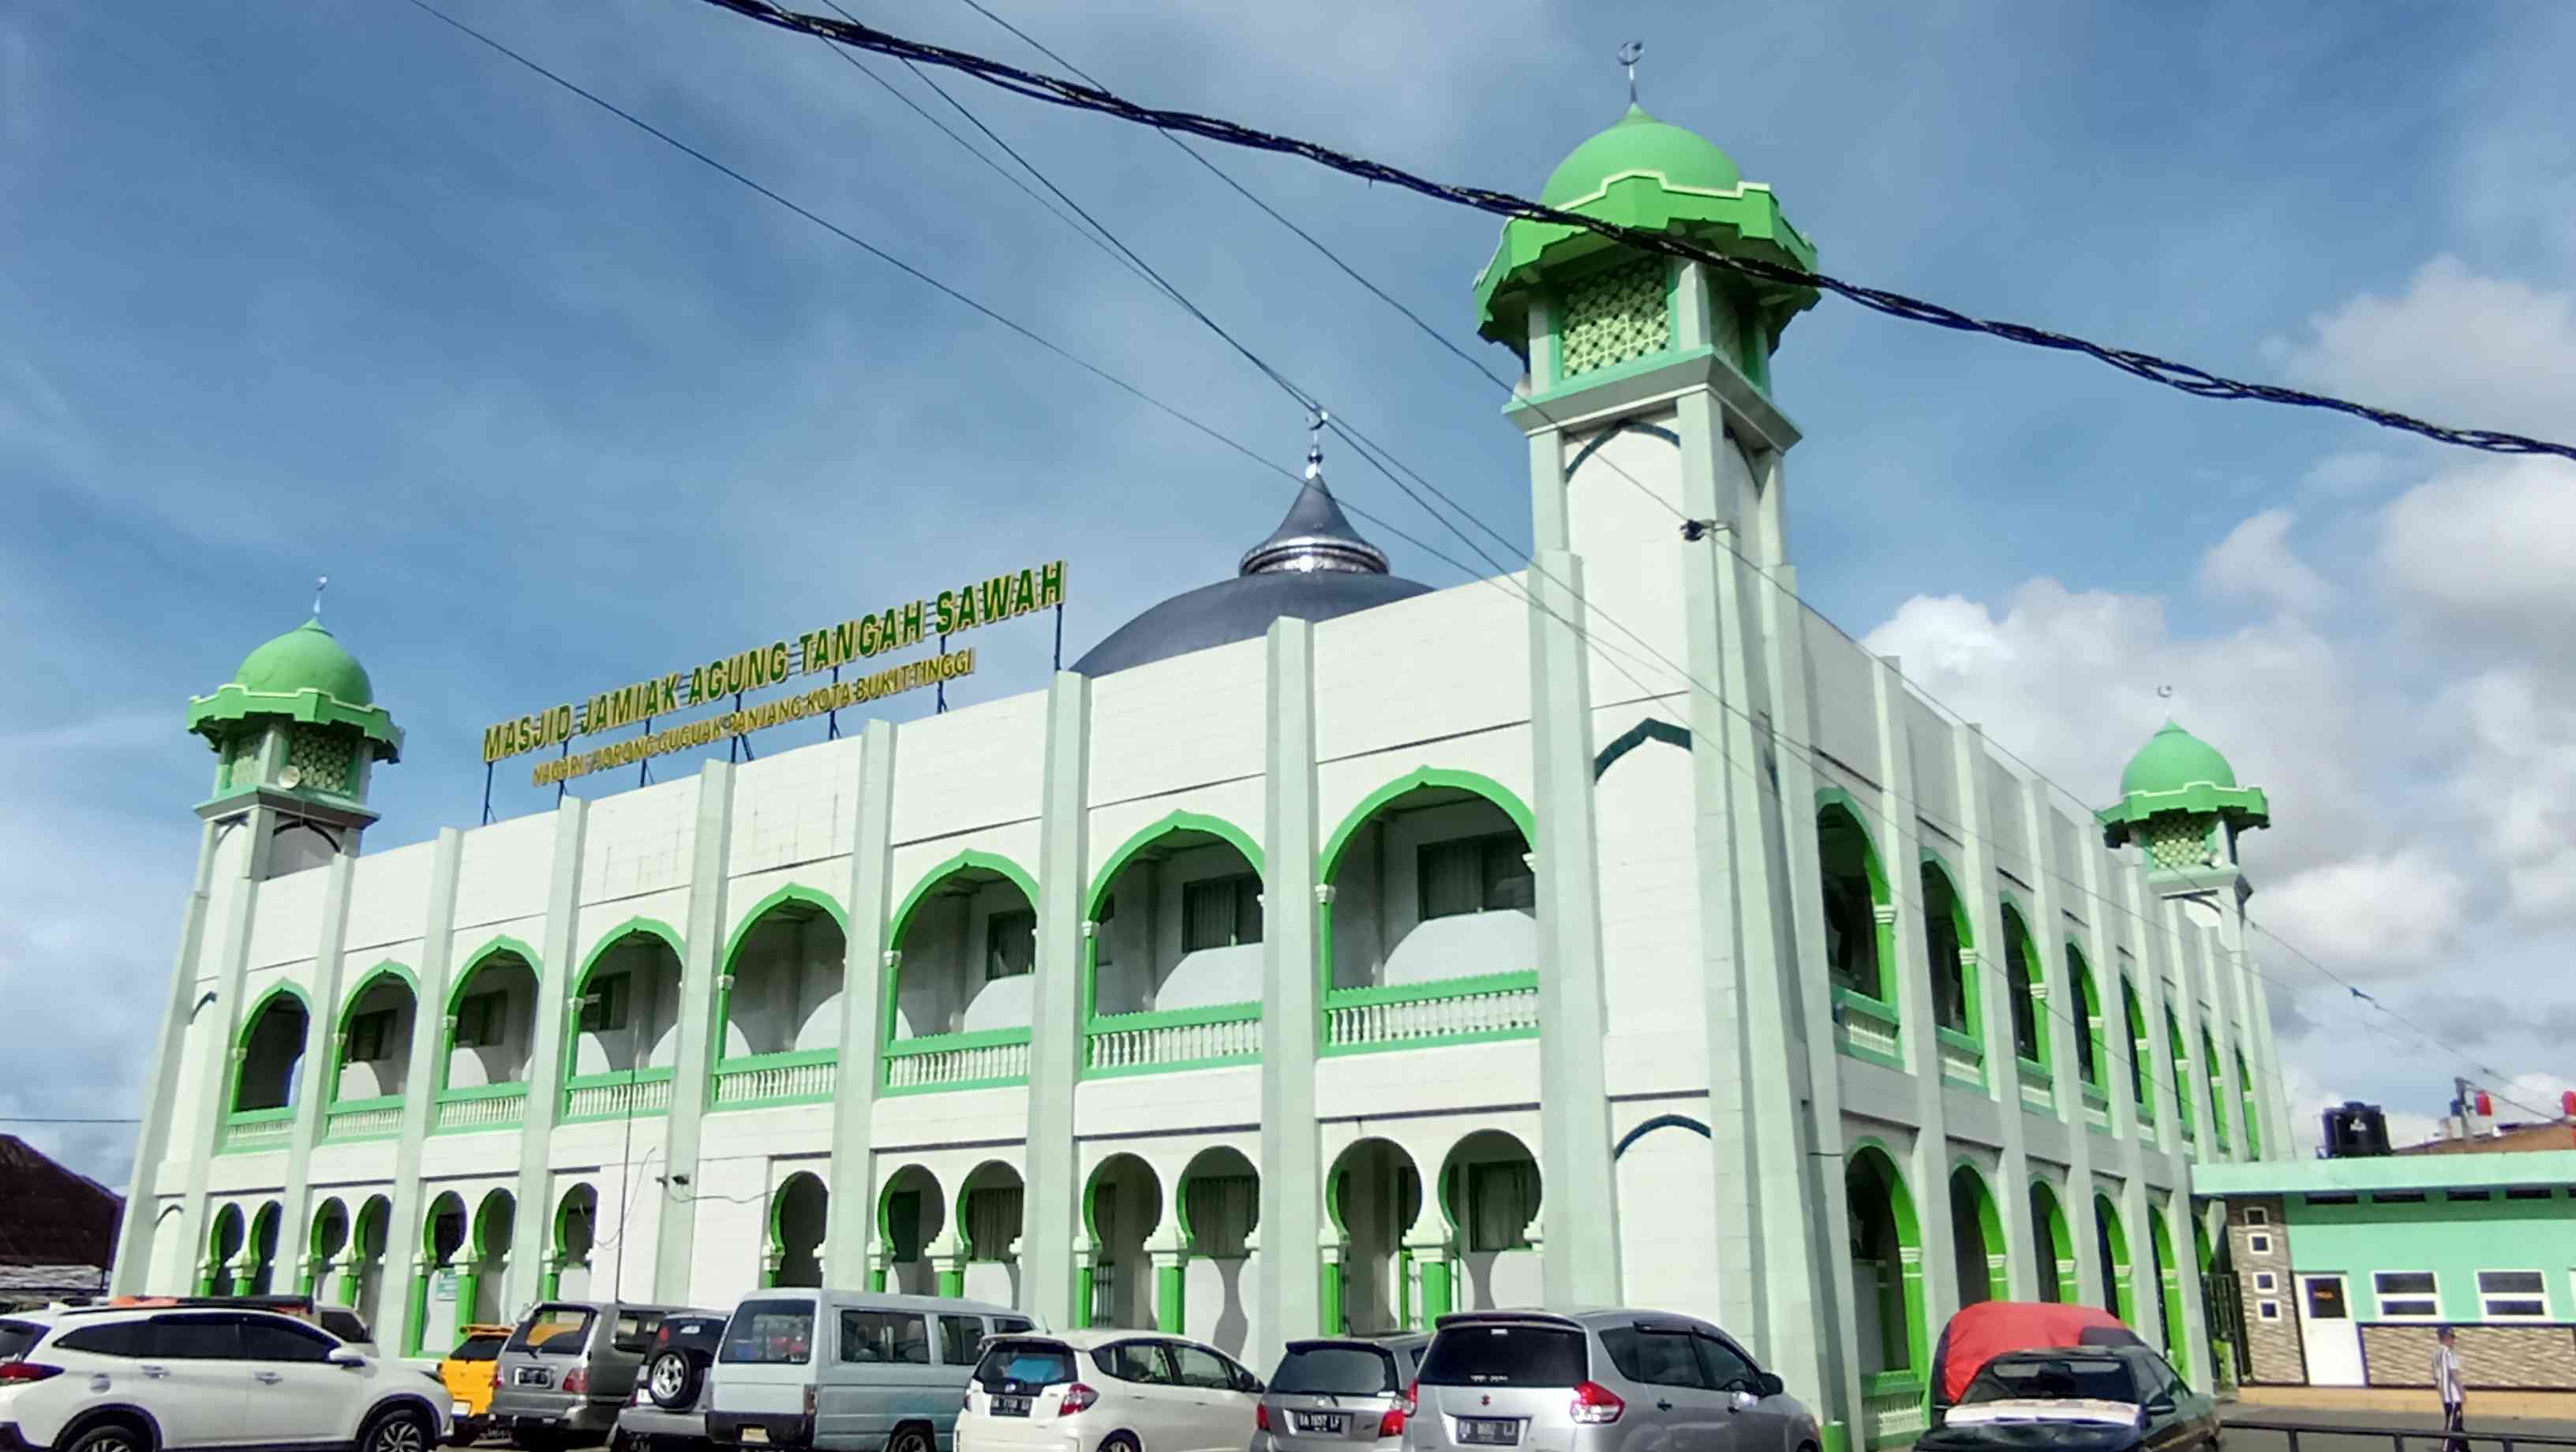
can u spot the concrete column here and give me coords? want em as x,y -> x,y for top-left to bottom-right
2114,867 -> 2162,1347
2159,905 -> 2205,1165
2022,773 -> 2105,1308
1023,672 -> 1091,1326
1873,659 -> 1959,1327
654,762 -> 736,1301
1752,546 -> 1860,1435
112,820 -> 224,1294
826,721 -> 897,1284
2168,1186 -> 2213,1390
180,806 -> 275,1291
390,828 -> 466,1353
1254,618 -> 1321,1368
1951,725 -> 2033,1301
507,800 -> 586,1313
1526,545 -> 1621,1308
281,848 -> 360,1301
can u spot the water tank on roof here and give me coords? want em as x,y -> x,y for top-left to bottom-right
2323,1101 -> 2391,1158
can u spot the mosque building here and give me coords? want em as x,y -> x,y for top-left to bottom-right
112,100 -> 2291,1449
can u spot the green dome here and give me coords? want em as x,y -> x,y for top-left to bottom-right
1542,105 -> 1743,207
234,619 -> 375,706
2119,720 -> 2237,797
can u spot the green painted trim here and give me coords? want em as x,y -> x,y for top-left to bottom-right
882,850 -> 1040,1070
2065,941 -> 2107,1095
765,1171 -> 828,1287
2163,1006 -> 2197,1143
2236,1048 -> 2263,1159
1934,1025 -> 1984,1059
1919,852 -> 1983,1050
225,1106 -> 294,1125
436,1080 -> 531,1102
1085,811 -> 1266,916
1836,1037 -> 1906,1071
1084,1056 -> 1258,1080
1947,1160 -> 2009,1302
1818,791 -> 1900,1023
717,1046 -> 840,1070
2095,1195 -> 2134,1327
227,979 -> 315,1115
326,960 -> 419,1106
1322,970 -> 1540,1009
1834,987 -> 1899,1029
883,1026 -> 1032,1057
557,1066 -> 674,1122
1999,904 -> 2050,1071
1319,1027 -> 1538,1058
1858,1370 -> 1923,1396
1088,1000 -> 1262,1032
440,935 -> 541,1095
724,883 -> 849,967
186,680 -> 403,759
2029,1178 -> 2077,1304
576,917 -> 685,992
1845,1138 -> 1928,1379
2201,1027 -> 2231,1151
1318,767 -> 1536,885
878,1075 -> 1028,1097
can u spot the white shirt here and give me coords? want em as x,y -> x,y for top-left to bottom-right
2436,1343 -> 2465,1404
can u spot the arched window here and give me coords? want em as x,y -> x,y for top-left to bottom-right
1921,861 -> 1973,1037
884,852 -> 1040,1093
1818,802 -> 1888,1005
1949,1165 -> 2004,1308
2001,906 -> 2044,1068
2067,945 -> 2104,1092
2121,979 -> 2151,1115
1084,813 -> 1266,1076
2165,1008 -> 2196,1145
2236,1050 -> 2264,1158
717,889 -> 847,1110
2203,1028 -> 2230,1152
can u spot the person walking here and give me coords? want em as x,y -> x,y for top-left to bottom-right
2435,1326 -> 2466,1452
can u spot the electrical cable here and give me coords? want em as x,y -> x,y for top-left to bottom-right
407,1 -> 2522,1132
0,1115 -> 141,1125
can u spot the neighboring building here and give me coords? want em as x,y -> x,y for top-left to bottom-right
0,1135 -> 122,1311
111,101 -> 2291,1447
2199,1151 -> 2576,1405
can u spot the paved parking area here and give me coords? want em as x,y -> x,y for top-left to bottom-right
2224,1405 -> 2576,1451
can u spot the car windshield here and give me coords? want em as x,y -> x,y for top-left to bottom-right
973,1338 -> 1078,1388
451,1334 -> 507,1363
720,1301 -> 814,1365
508,1306 -> 597,1357
1273,1345 -> 1399,1396
1417,1325 -> 1586,1387
0,1321 -> 47,1361
1960,1356 -> 2138,1405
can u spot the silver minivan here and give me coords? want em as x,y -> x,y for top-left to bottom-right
706,1289 -> 1037,1452
1403,1311 -> 1820,1452
1260,1335 -> 1430,1452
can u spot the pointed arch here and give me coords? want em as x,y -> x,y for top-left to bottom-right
228,981 -> 314,1114
1593,717 -> 1691,780
576,918 -> 684,994
1948,1158 -> 2007,1306
2095,1193 -> 2134,1325
1999,900 -> 2046,1069
889,850 -> 1041,950
2065,941 -> 2106,1093
335,962 -> 418,1033
1563,419 -> 1681,480
1919,851 -> 1979,1051
2236,1048 -> 2264,1158
2027,1177 -> 2076,1304
1320,768 -> 1535,882
2203,1027 -> 2230,1151
1845,1137 -> 1927,1383
724,885 -> 848,971
447,936 -> 543,1012
1086,811 -> 1266,917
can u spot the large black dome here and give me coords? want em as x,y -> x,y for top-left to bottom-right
1072,472 -> 1432,676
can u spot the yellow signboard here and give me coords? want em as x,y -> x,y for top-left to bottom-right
482,559 -> 1065,783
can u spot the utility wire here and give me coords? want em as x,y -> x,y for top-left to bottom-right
694,0 -> 2576,466
409,2 -> 2517,1128
0,1115 -> 142,1125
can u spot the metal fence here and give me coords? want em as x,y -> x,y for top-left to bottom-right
2229,1419 -> 2576,1452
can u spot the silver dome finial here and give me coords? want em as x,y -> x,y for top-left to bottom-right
1618,40 -> 1644,105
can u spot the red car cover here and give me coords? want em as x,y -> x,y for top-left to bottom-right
1931,1301 -> 2147,1407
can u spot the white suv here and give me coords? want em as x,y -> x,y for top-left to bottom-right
0,1305 -> 452,1452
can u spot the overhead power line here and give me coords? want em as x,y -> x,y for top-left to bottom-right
692,0 -> 2576,466
404,1 -> 2530,1127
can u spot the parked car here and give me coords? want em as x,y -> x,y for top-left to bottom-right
101,1296 -> 380,1358
708,1290 -> 1035,1452
958,1329 -> 1264,1452
492,1301 -> 689,1451
1403,1310 -> 1820,1452
1925,1303 -> 2145,1429
0,1304 -> 451,1452
436,1324 -> 515,1443
615,1312 -> 731,1452
1256,1334 -> 1428,1452
1913,1346 -> 2218,1451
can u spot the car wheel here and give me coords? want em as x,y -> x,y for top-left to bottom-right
889,1426 -> 934,1452
1099,1433 -> 1140,1452
361,1407 -> 434,1452
648,1349 -> 705,1410
65,1421 -> 152,1452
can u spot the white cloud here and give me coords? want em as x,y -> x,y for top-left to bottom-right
2265,256 -> 2576,439
2445,668 -> 2576,922
2300,451 -> 2409,499
2379,455 -> 2576,642
2256,851 -> 2470,978
2200,507 -> 2331,616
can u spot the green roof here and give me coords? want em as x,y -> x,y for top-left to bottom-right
186,618 -> 402,762
2121,720 -> 2235,796
2098,720 -> 2267,846
1541,105 -> 1743,206
2194,1149 -> 2576,1198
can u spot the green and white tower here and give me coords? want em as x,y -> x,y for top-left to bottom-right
2099,722 -> 2290,1159
1479,82 -> 1840,1404
110,608 -> 402,1293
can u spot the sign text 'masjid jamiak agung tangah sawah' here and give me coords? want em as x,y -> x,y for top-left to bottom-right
481,559 -> 1065,787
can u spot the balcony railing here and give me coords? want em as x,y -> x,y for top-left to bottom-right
1857,1371 -> 1927,1449
883,1027 -> 1031,1095
1833,988 -> 1902,1068
711,1049 -> 837,1110
1322,971 -> 1539,1055
220,1107 -> 293,1154
561,1068 -> 673,1124
1935,1026 -> 1986,1090
1085,1002 -> 1260,1076
2016,1055 -> 2054,1114
433,1083 -> 529,1134
322,1095 -> 404,1143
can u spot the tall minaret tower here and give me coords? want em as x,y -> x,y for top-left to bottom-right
110,604 -> 402,1293
1479,64 -> 1835,1405
2099,721 -> 2289,1158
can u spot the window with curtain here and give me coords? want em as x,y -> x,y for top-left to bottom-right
1466,1159 -> 1539,1252
455,990 -> 505,1049
1420,834 -> 1533,920
1183,1175 -> 1256,1258
578,972 -> 631,1034
986,909 -> 1036,980
1182,874 -> 1264,952
347,1009 -> 396,1063
2069,950 -> 2102,1087
2123,983 -> 2148,1105
2005,924 -> 2040,1061
1924,868 -> 1968,1031
1818,809 -> 1882,1001
966,1185 -> 1024,1260
1094,895 -> 1114,967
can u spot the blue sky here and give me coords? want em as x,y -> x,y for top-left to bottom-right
7,0 -> 2575,1181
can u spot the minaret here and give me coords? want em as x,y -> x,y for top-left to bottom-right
110,600 -> 402,1293
1475,54 -> 1832,1397
2099,721 -> 2287,1158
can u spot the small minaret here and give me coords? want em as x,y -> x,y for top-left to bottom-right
184,593 -> 402,871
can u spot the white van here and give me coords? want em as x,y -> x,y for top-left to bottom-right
706,1289 -> 1039,1452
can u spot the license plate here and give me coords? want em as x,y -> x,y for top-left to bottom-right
992,1396 -> 1032,1417
741,1428 -> 769,1445
450,1402 -> 470,1419
1293,1413 -> 1347,1434
1458,1420 -> 1520,1446
516,1368 -> 549,1386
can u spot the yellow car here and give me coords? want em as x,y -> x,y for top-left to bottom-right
439,1324 -> 518,1443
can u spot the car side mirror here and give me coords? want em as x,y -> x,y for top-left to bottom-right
328,1348 -> 368,1369
1755,1373 -> 1784,1399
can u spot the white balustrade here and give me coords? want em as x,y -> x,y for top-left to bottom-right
885,1038 -> 1030,1089
324,1103 -> 403,1140
1087,1010 -> 1260,1071
1859,1381 -> 1927,1446
223,1117 -> 292,1151
564,1076 -> 673,1121
712,1057 -> 837,1107
433,1090 -> 528,1132
1324,982 -> 1540,1050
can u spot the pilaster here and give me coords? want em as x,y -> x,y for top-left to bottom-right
1874,658 -> 1959,1325
826,721 -> 897,1283
280,848 -> 359,1300
507,799 -> 586,1311
181,806 -> 275,1296
391,827 -> 466,1352
654,761 -> 737,1300
1951,725 -> 2032,1300
1255,619 -> 1322,1367
2023,774 -> 2104,1307
2114,867 -> 2161,1346
1023,672 -> 1091,1327
110,818 -> 223,1293
1526,544 -> 1621,1306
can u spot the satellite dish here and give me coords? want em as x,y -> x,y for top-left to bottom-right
279,765 -> 304,789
